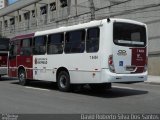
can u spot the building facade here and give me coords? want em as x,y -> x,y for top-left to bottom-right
0,0 -> 7,9
0,0 -> 160,76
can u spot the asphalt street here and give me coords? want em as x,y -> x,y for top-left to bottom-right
0,77 -> 160,114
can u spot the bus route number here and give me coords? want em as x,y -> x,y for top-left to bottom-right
90,56 -> 98,60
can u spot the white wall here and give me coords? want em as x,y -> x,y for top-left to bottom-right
0,0 -> 5,9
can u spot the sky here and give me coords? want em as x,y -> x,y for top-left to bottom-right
8,0 -> 18,5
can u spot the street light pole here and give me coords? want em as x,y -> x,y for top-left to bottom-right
89,0 -> 95,20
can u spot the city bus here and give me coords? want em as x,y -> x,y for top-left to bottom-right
9,18 -> 148,92
0,37 -> 9,78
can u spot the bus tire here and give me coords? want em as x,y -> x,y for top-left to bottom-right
106,83 -> 112,89
57,71 -> 71,92
90,83 -> 112,91
18,69 -> 27,86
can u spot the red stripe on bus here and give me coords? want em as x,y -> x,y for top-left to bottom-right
11,33 -> 35,40
131,48 -> 146,73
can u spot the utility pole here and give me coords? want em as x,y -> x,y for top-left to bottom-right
67,0 -> 71,18
75,0 -> 77,16
89,0 -> 95,20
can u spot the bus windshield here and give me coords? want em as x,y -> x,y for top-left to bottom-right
113,22 -> 146,47
0,38 -> 10,51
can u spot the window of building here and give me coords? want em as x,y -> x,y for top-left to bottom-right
19,15 -> 21,22
24,12 -> 30,20
20,38 -> 32,56
86,27 -> 100,53
10,18 -> 15,25
40,5 -> 47,15
32,10 -> 36,18
50,2 -> 56,11
60,0 -> 67,8
4,20 -> 8,27
47,33 -> 64,54
33,36 -> 46,55
0,21 -> 2,29
65,30 -> 85,53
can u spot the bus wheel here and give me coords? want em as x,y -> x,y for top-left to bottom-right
57,71 -> 71,92
90,83 -> 112,91
18,69 -> 27,86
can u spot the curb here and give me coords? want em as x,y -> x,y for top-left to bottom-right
145,81 -> 160,85
145,76 -> 160,85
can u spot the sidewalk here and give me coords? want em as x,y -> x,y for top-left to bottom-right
146,75 -> 160,84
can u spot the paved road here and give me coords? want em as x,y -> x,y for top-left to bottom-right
0,77 -> 160,114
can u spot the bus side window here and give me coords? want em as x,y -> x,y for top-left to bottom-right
47,33 -> 64,54
0,38 -> 9,51
9,44 -> 14,57
33,36 -> 47,55
9,43 -> 18,59
86,27 -> 100,53
20,38 -> 32,56
65,29 -> 85,54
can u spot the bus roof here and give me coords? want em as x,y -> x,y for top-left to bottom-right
111,18 -> 146,26
35,20 -> 104,37
11,33 -> 35,41
35,18 -> 146,37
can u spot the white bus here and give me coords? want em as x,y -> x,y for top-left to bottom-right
9,18 -> 148,92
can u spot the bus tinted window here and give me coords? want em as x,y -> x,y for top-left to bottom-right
22,38 -> 31,47
113,22 -> 146,47
65,30 -> 85,53
47,33 -> 64,54
86,27 -> 100,53
21,38 -> 32,56
0,38 -> 9,51
10,42 -> 18,57
33,36 -> 46,55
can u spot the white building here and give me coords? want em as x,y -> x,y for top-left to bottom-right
0,0 -> 6,9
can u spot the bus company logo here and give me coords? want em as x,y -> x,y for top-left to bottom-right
117,50 -> 127,56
